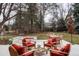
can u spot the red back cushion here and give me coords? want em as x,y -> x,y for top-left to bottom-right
52,38 -> 57,42
48,39 -> 52,44
22,38 -> 27,42
22,42 -> 30,46
61,44 -> 71,53
23,42 -> 35,47
12,44 -> 26,55
22,38 -> 31,43
48,38 -> 57,44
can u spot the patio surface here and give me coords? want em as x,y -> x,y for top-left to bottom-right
0,36 -> 79,56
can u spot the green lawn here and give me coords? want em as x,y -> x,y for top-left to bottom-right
53,32 -> 79,44
28,32 -> 79,44
0,32 -> 79,44
0,35 -> 16,40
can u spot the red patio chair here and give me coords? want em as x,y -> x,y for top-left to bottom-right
9,44 -> 34,56
22,37 -> 36,48
44,38 -> 58,48
50,44 -> 71,56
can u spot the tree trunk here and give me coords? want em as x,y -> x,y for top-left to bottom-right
0,19 -> 8,33
0,23 -> 4,33
71,33 -> 73,43
30,19 -> 33,33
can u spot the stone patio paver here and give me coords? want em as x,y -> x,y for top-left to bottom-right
0,45 -> 10,56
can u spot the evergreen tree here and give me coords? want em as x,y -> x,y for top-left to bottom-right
73,3 -> 79,23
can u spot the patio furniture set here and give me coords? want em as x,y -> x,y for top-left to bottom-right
9,35 -> 71,56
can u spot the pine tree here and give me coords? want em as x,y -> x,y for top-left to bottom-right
73,3 -> 79,23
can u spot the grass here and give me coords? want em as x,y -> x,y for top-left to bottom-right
28,32 -> 49,39
53,32 -> 79,44
28,32 -> 79,44
0,32 -> 79,44
0,35 -> 16,40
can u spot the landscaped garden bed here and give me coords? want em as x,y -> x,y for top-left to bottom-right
0,35 -> 16,45
0,39 -> 9,45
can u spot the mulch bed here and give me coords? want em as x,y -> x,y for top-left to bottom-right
0,39 -> 9,45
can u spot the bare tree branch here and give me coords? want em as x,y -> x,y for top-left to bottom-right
3,3 -> 8,18
0,3 -> 3,15
8,13 -> 17,20
6,3 -> 14,19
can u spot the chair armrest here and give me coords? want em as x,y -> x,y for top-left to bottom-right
21,51 -> 34,56
51,52 -> 65,56
43,41 -> 48,44
50,50 -> 64,56
50,42 -> 57,44
52,50 -> 68,55
31,41 -> 36,44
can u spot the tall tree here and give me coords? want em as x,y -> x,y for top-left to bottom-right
38,3 -> 54,31
14,3 -> 38,34
57,4 -> 67,31
57,18 -> 67,31
48,3 -> 59,31
27,3 -> 38,33
73,3 -> 79,23
0,3 -> 18,33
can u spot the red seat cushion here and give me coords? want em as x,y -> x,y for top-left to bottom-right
44,43 -> 52,47
12,44 -> 26,55
50,51 -> 64,56
23,42 -> 35,47
60,44 -> 71,53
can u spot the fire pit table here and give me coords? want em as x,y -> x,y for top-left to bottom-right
32,44 -> 50,56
